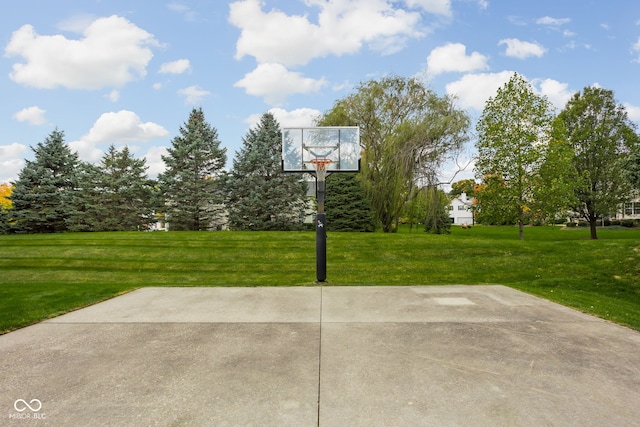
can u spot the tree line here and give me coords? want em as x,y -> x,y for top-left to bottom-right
1,74 -> 639,237
474,73 -> 640,240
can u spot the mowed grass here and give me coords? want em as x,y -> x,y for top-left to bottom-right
1,226 -> 639,333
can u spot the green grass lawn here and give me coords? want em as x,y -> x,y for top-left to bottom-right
1,225 -> 639,333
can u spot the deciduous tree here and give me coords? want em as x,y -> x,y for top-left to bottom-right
450,179 -> 476,198
558,86 -> 640,239
319,75 -> 469,232
475,73 -> 555,240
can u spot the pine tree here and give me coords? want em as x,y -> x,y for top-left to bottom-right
226,112 -> 307,230
10,129 -> 80,233
324,173 -> 376,231
158,108 -> 227,231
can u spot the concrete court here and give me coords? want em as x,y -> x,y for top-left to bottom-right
1,285 -> 640,427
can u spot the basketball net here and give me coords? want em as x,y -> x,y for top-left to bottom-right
309,158 -> 333,182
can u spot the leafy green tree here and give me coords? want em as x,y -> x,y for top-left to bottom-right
319,75 -> 469,232
158,108 -> 227,231
10,129 -> 81,233
628,148 -> 640,191
531,119 -> 579,225
474,175 -> 518,225
423,186 -> 451,234
324,173 -> 376,232
475,73 -> 555,240
225,112 -> 307,230
558,86 -> 640,239
450,179 -> 476,198
402,185 -> 427,231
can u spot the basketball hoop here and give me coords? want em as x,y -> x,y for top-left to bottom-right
309,158 -> 333,182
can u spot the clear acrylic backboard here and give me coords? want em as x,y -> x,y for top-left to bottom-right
282,127 -> 360,173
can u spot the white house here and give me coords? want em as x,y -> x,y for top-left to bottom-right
613,196 -> 640,221
448,192 -> 474,225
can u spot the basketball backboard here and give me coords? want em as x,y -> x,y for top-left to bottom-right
282,127 -> 360,173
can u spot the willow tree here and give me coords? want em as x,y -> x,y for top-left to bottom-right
475,73 -> 555,240
318,75 -> 469,232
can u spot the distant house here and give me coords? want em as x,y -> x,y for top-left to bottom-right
613,195 -> 640,221
448,192 -> 474,225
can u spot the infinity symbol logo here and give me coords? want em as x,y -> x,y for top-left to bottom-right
14,399 -> 42,412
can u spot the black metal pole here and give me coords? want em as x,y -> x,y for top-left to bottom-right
316,179 -> 326,282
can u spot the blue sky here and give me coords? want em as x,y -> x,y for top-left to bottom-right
2,0 -> 640,184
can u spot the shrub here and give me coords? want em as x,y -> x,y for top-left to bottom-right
565,222 -> 577,227
621,219 -> 636,228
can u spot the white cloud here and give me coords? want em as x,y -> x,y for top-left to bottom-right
69,110 -> 168,161
0,143 -> 29,183
532,78 -> 574,110
536,16 -> 571,26
234,63 -> 327,105
83,110 -> 168,143
106,90 -> 120,102
13,106 -> 47,125
56,14 -> 97,33
143,146 -> 168,178
229,0 -> 425,67
5,15 -> 159,90
0,143 -> 29,161
404,0 -> 452,16
167,3 -> 197,21
445,71 -> 514,111
245,107 -> 322,129
178,85 -> 211,104
624,102 -> 640,122
426,43 -> 489,76
159,59 -> 191,74
67,140 -> 105,162
499,38 -> 546,59
634,37 -> 640,62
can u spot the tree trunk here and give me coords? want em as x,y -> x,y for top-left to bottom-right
518,220 -> 524,241
589,218 -> 598,240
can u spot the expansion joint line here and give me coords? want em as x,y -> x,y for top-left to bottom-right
317,285 -> 323,427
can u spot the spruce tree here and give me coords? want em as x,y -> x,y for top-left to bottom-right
68,145 -> 155,231
226,112 -> 307,230
324,173 -> 376,231
158,108 -> 227,231
11,129 -> 80,233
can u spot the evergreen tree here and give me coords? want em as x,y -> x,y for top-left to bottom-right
66,162 -> 104,232
10,129 -> 80,233
158,108 -> 227,231
324,173 -> 376,231
68,145 -> 155,231
226,112 -> 307,230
